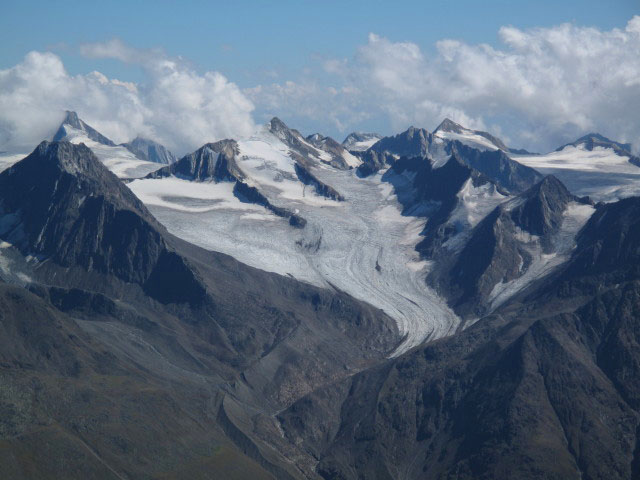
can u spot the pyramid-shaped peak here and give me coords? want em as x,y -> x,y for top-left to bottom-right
3,140 -> 147,215
269,117 -> 290,132
52,111 -> 115,146
62,110 -> 81,125
538,174 -> 565,188
435,118 -> 466,134
529,174 -> 573,199
28,140 -> 99,175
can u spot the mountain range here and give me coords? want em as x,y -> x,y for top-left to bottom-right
0,110 -> 639,479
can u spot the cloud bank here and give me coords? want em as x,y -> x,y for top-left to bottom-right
249,16 -> 640,151
1,18 -> 639,154
0,39 -> 255,154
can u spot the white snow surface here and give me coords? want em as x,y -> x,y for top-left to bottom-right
442,179 -> 507,251
60,125 -> 163,179
129,126 -> 461,356
128,177 -> 269,214
340,150 -> 362,168
513,145 -> 640,202
343,134 -> 381,152
235,127 -> 341,207
434,129 -> 501,152
348,137 -> 380,152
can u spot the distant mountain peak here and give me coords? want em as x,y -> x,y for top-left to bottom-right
121,136 -> 177,165
341,132 -> 382,152
557,132 -> 634,154
61,110 -> 81,127
268,116 -> 290,134
434,118 -> 466,134
52,110 -> 115,147
434,118 -> 510,152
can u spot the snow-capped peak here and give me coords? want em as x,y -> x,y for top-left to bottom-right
433,118 -> 508,152
433,118 -> 467,135
342,132 -> 382,152
556,133 -> 635,157
121,136 -> 177,165
52,111 -> 115,147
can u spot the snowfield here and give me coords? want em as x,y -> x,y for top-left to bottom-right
513,145 -> 640,202
433,129 -> 500,151
129,127 -> 461,356
6,115 -> 640,356
61,125 -> 163,179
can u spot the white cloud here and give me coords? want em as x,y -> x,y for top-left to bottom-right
3,18 -> 640,155
0,41 -> 255,155
249,16 -> 640,152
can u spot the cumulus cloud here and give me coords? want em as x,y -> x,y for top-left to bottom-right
0,41 -> 255,155
3,18 -> 639,155
250,17 -> 640,152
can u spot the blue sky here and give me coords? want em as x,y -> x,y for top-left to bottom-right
2,0 -> 636,85
1,1 -> 639,153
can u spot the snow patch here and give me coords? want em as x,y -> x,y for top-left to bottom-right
434,130 -> 500,151
488,202 -> 595,309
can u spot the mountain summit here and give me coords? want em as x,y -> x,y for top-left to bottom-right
52,110 -> 116,146
434,117 -> 510,151
121,136 -> 177,164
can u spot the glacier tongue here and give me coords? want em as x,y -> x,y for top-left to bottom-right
130,143 -> 460,355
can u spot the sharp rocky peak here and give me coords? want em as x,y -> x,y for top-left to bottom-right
52,110 -> 116,146
434,117 -> 466,134
268,116 -> 291,135
0,140 -> 206,305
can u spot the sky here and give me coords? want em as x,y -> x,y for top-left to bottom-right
1,0 -> 639,155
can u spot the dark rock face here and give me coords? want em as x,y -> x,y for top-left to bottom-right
356,124 -> 541,189
439,207 -> 530,315
383,154 -> 497,257
372,126 -> 433,158
306,133 -> 353,170
509,175 -> 575,249
148,139 -> 241,181
356,150 -> 394,177
277,194 -> 640,480
121,136 -> 177,164
233,180 -> 307,228
356,127 -> 433,177
294,163 -> 345,201
449,141 -> 543,194
563,196 -> 640,279
269,117 -> 321,160
0,140 -> 402,479
0,141 -> 206,306
52,111 -> 115,146
427,175 -> 576,317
